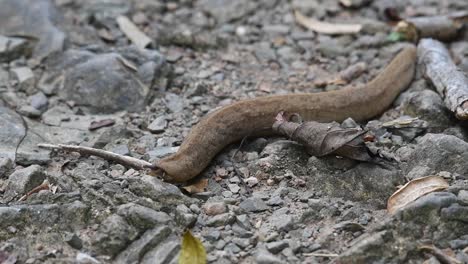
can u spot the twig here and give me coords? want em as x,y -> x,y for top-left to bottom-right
303,252 -> 339,258
419,245 -> 462,264
18,180 -> 50,202
418,38 -> 468,120
38,143 -> 157,170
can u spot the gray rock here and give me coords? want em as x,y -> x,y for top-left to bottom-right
206,213 -> 235,227
398,89 -> 451,128
148,116 -> 168,133
266,240 -> 289,254
232,237 -> 251,249
0,157 -> 13,178
255,249 -> 283,264
266,196 -> 284,206
400,134 -> 468,178
63,232 -> 83,249
93,215 -> 138,256
129,175 -> 192,206
396,192 -> 457,221
109,144 -> 130,156
202,202 -> 228,216
0,35 -> 34,62
441,204 -> 468,223
0,0 -> 65,60
4,165 -> 46,200
0,207 -> 22,228
76,252 -> 100,264
140,235 -> 180,264
228,184 -> 240,194
269,208 -> 294,232
114,226 -> 172,264
44,48 -> 167,113
28,92 -> 48,111
164,93 -> 184,113
11,67 -> 35,94
458,190 -> 468,206
198,0 -> 258,23
17,105 -> 42,117
117,203 -> 172,230
145,147 -> 179,162
239,198 -> 269,212
204,229 -> 221,242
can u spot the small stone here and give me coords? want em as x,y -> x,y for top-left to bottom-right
206,213 -> 234,227
255,249 -> 282,264
215,239 -> 226,249
76,252 -> 100,264
228,184 -> 240,194
0,35 -> 33,62
189,204 -> 201,214
203,202 -> 228,216
166,49 -> 183,63
224,242 -> 241,253
0,157 -> 13,178
458,190 -> 468,206
269,208 -> 294,231
266,240 -> 289,254
266,196 -> 284,206
28,92 -> 48,111
204,229 -> 221,242
245,177 -> 258,187
239,198 -> 269,212
11,67 -> 35,94
145,147 -> 179,161
110,144 -> 130,156
164,93 -> 184,113
17,105 -> 42,117
5,165 -> 46,199
148,116 -> 168,133
222,191 -> 233,198
63,232 -> 83,249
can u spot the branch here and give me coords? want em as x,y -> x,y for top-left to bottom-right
418,38 -> 468,120
38,143 -> 157,170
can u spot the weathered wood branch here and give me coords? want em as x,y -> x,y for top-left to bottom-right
418,38 -> 468,120
38,143 -> 157,170
395,12 -> 468,42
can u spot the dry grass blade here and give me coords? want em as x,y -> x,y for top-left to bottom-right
179,230 -> 206,264
116,16 -> 152,49
294,10 -> 362,35
387,176 -> 449,214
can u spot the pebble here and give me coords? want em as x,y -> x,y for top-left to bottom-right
203,202 -> 228,216
147,116 -> 168,133
239,198 -> 269,213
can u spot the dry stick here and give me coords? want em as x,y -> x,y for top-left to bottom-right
395,12 -> 468,42
38,143 -> 157,170
418,38 -> 468,120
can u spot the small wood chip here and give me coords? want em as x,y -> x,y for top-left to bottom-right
116,15 -> 152,49
294,10 -> 362,35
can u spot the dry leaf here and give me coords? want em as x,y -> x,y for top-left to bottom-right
294,10 -> 362,35
387,176 -> 449,214
272,112 -> 372,161
179,230 -> 206,264
182,178 -> 208,194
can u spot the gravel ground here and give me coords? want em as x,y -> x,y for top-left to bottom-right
1,0 -> 468,263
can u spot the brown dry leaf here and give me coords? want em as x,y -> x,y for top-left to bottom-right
179,230 -> 207,264
272,112 -> 372,161
182,178 -> 208,194
18,180 -> 50,202
387,176 -> 449,214
294,10 -> 362,35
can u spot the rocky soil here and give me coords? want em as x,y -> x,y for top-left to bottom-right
1,0 -> 468,263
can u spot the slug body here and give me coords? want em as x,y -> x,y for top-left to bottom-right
157,45 -> 417,182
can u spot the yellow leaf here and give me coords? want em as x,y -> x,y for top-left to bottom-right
179,230 -> 206,264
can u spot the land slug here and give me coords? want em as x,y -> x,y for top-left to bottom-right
155,45 -> 417,183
